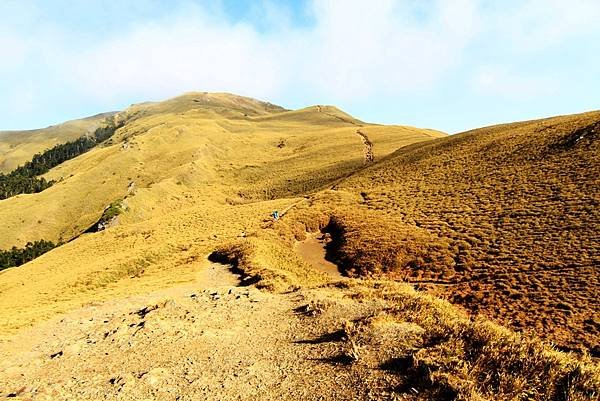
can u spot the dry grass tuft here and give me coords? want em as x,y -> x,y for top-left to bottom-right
209,235 -> 329,292
324,209 -> 454,280
331,280 -> 600,400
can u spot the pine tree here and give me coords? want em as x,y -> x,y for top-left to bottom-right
0,119 -> 121,200
0,240 -> 57,270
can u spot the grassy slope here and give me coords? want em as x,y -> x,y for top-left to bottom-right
0,113 -> 114,173
318,110 -> 600,353
0,92 -> 438,334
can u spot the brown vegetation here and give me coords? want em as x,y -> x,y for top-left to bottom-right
318,111 -> 600,354
312,280 -> 600,401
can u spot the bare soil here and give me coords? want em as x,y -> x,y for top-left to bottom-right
0,263 -> 378,400
356,130 -> 374,164
2,261 -> 599,401
295,233 -> 343,279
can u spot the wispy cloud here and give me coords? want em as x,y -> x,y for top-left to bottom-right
61,1 -> 481,103
491,0 -> 600,51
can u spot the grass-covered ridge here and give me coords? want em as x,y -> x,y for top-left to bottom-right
320,110 -> 600,354
0,92 -> 442,328
0,240 -> 56,270
0,120 -> 119,200
202,216 -> 600,401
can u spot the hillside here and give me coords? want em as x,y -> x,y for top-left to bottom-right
0,113 -> 114,173
0,93 -> 443,250
0,95 -> 599,400
0,92 -> 442,332
311,110 -> 600,353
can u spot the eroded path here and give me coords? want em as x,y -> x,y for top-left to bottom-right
0,262 -> 386,400
356,130 -> 374,164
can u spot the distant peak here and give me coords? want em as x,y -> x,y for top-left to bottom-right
120,91 -> 288,123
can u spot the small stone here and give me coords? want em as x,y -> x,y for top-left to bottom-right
143,368 -> 168,387
50,350 -> 63,359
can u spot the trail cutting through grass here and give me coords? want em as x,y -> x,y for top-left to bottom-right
3,259 -> 597,401
0,261 -> 389,400
356,130 -> 374,164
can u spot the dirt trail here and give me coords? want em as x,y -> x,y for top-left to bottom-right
313,105 -> 371,163
0,262 -> 393,400
356,130 -> 374,164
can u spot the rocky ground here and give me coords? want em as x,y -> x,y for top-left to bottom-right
0,263 -> 404,401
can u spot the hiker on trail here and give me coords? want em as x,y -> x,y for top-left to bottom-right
272,210 -> 280,220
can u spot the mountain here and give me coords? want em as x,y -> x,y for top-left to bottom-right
0,112 -> 114,173
0,94 -> 598,401
0,91 -> 443,331
0,93 -> 443,250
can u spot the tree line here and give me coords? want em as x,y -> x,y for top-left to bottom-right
0,240 -> 57,270
0,120 -> 120,200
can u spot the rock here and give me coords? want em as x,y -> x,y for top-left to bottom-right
136,304 -> 159,318
49,350 -> 63,359
143,368 -> 168,387
64,341 -> 84,355
110,373 -> 137,390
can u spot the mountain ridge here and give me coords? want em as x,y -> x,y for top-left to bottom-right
0,112 -> 115,173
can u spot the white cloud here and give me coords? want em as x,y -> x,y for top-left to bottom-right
472,66 -> 558,99
56,0 -> 484,103
492,0 -> 600,51
296,0 -> 481,99
1,0 -> 599,129
0,36 -> 29,72
68,10 -> 290,102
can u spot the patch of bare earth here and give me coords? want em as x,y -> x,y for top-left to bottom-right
0,263 -> 385,400
295,232 -> 342,279
1,261 -> 599,400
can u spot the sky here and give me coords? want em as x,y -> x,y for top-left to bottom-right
1,0 -> 599,133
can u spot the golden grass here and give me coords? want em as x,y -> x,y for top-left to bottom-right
0,113 -> 111,173
1,93 -> 598,399
195,203 -> 600,400
332,280 -> 600,400
0,93 -> 437,249
0,92 -> 438,335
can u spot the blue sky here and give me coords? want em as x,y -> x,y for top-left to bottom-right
1,0 -> 599,133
